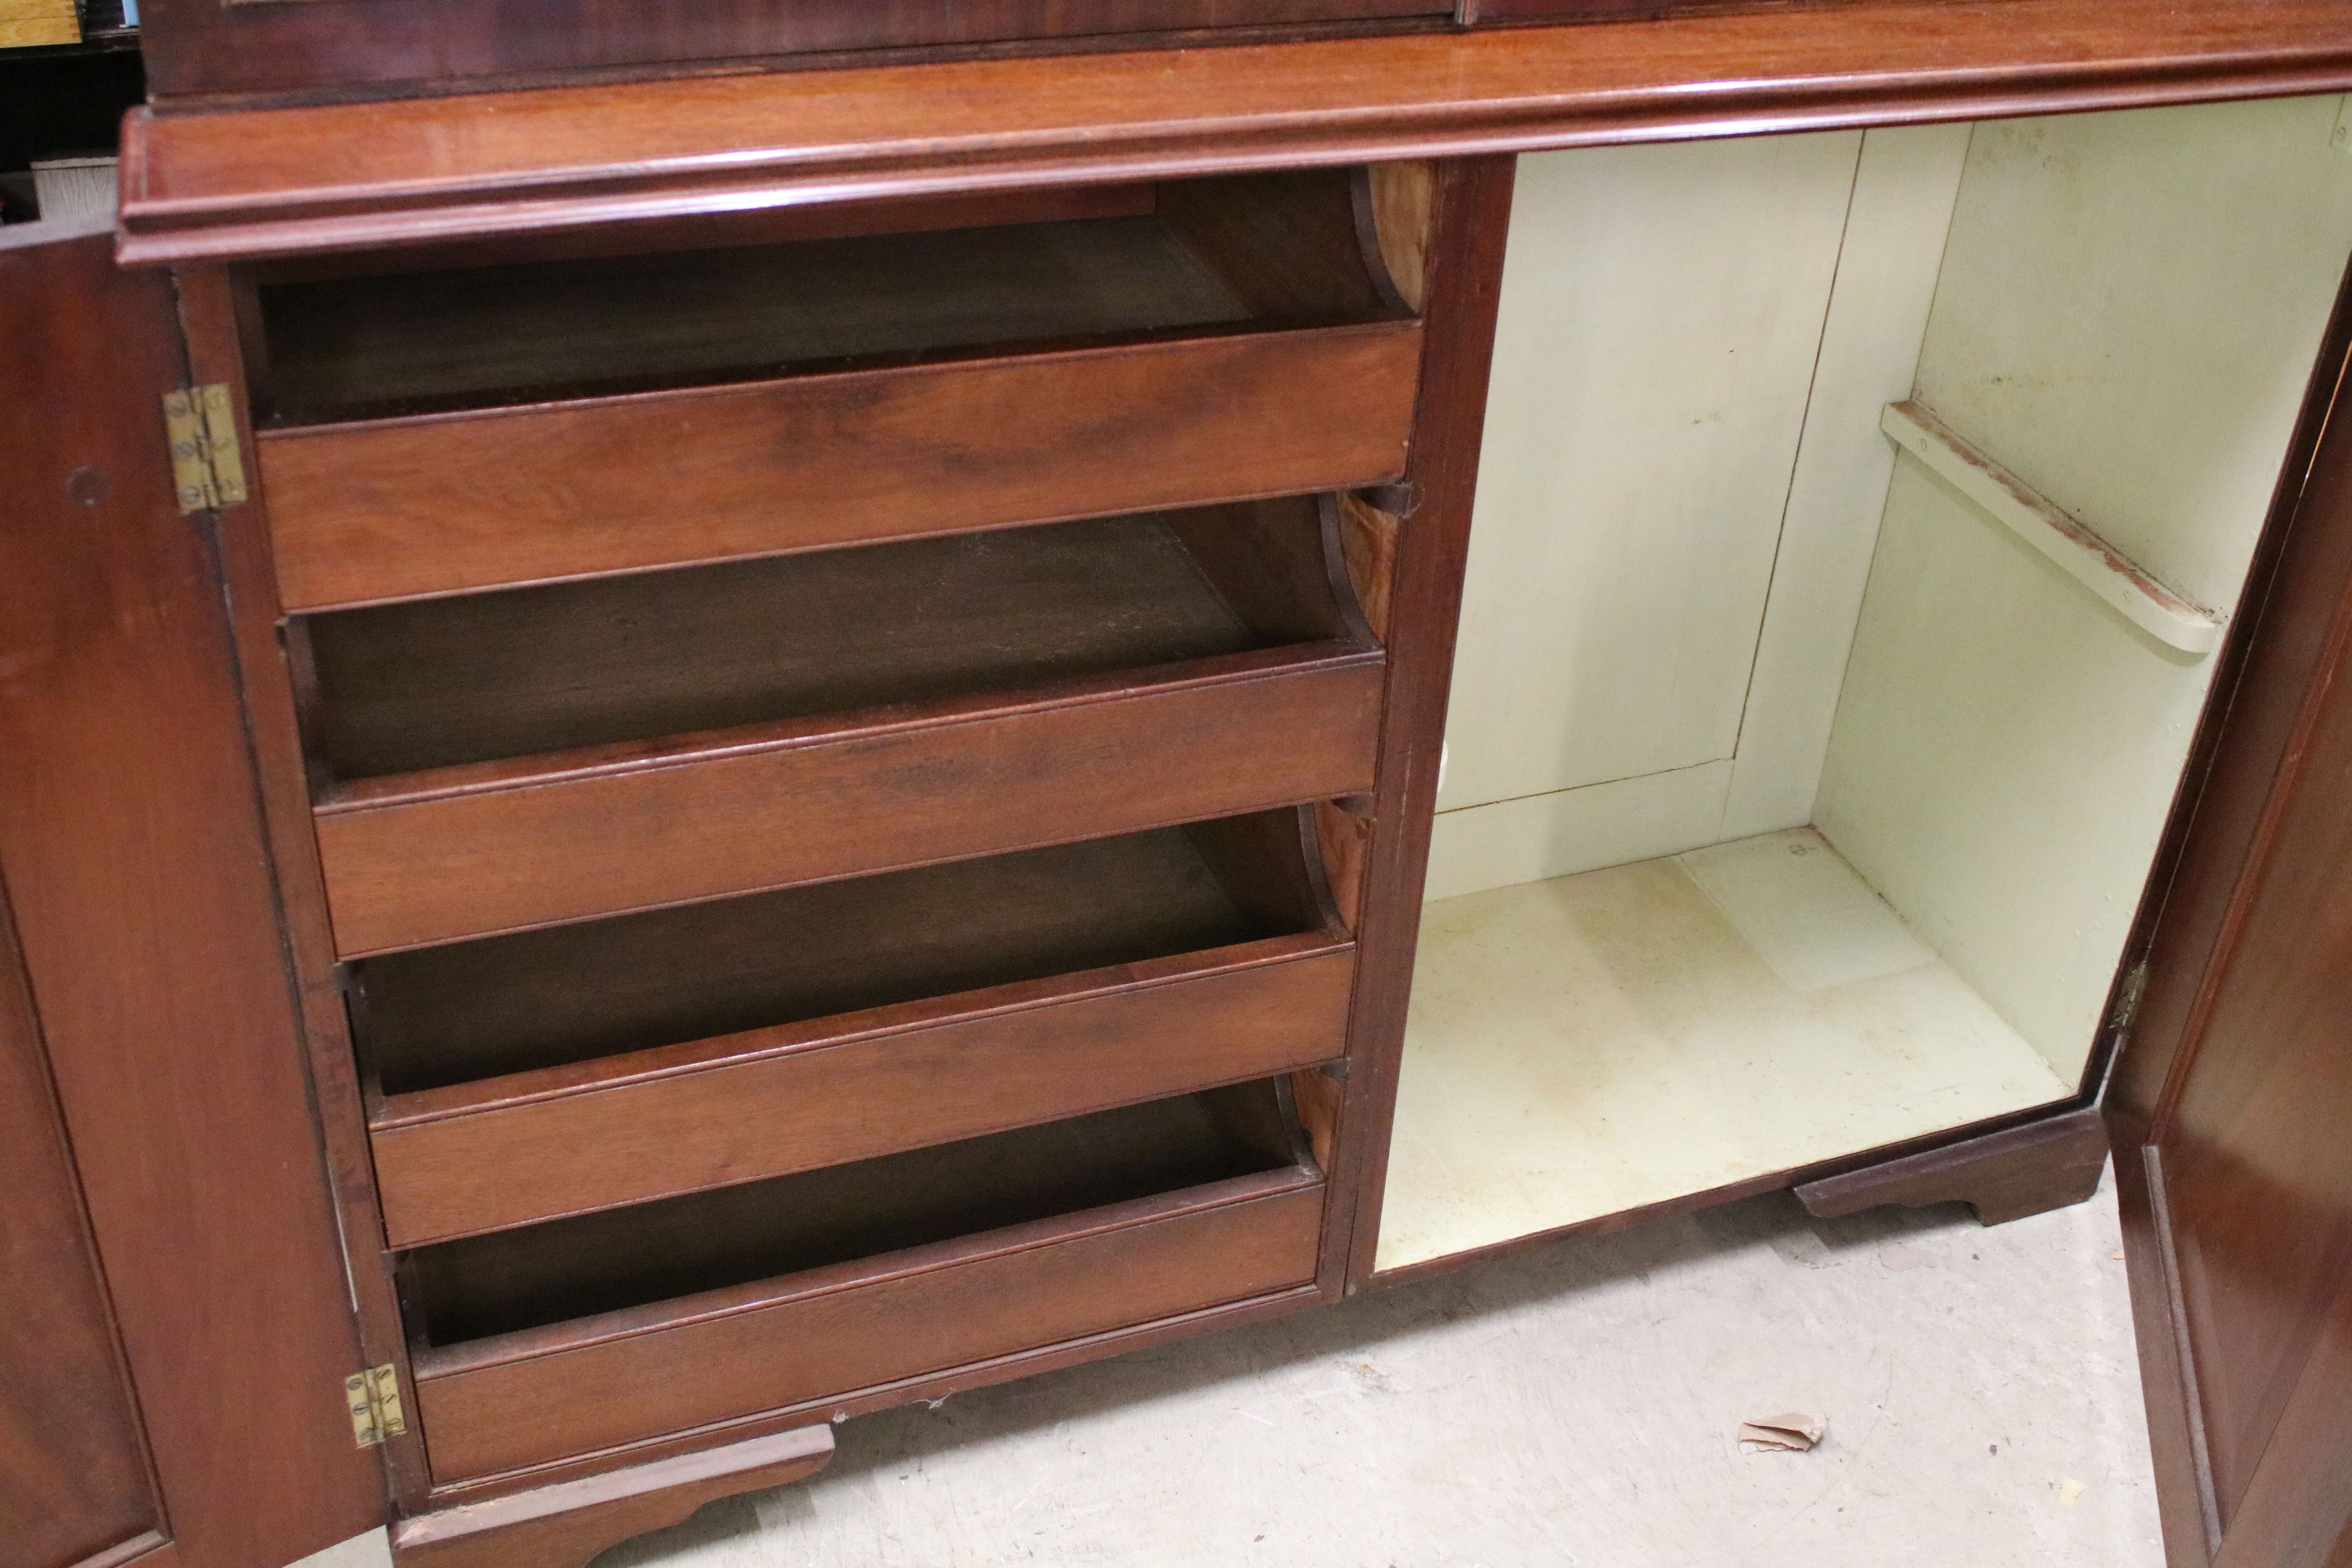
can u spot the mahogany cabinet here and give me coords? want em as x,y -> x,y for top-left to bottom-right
7,6 -> 2352,1568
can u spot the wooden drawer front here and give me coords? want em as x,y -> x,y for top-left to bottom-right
260,324 -> 1423,612
314,648 -> 1383,956
412,1175 -> 1324,1482
372,939 -> 1354,1247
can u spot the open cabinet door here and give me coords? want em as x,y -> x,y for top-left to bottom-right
2112,258 -> 2352,1568
0,217 -> 388,1568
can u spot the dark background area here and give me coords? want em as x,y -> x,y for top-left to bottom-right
1,2 -> 145,222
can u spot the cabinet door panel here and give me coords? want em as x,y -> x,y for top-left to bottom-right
0,217 -> 387,1568
2114,256 -> 2352,1564
0,898 -> 160,1568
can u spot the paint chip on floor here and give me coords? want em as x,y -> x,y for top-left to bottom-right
1739,1413 -> 1828,1451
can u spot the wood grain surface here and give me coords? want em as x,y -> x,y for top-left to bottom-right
0,0 -> 78,50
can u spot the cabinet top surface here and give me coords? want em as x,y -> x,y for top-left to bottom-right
118,0 -> 2352,266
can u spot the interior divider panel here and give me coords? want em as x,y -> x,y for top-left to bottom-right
412,1174 -> 1323,1481
260,325 -> 1421,611
369,935 -> 1356,1248
313,647 -> 1384,955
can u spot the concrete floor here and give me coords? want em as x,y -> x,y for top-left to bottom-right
310,1178 -> 2159,1568
592,1178 -> 2161,1567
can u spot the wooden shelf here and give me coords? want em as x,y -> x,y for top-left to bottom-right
404,1078 -> 1309,1347
357,813 -> 1331,1094
1880,401 -> 2223,656
249,169 -> 1422,613
399,1083 -> 1325,1481
302,495 -> 1385,954
251,168 -> 1405,426
306,501 -> 1359,781
358,806 -> 1350,1245
254,209 -> 1251,425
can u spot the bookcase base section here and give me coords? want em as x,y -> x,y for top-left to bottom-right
391,1425 -> 835,1568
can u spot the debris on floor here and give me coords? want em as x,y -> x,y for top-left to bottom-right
1738,1413 -> 1829,1452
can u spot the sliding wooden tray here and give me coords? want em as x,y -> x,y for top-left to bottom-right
301,497 -> 1383,955
400,1084 -> 1325,1483
246,169 -> 1422,610
359,813 -> 1353,1247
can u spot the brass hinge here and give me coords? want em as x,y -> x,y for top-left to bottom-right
346,1364 -> 407,1449
2109,961 -> 2152,1034
162,384 -> 248,514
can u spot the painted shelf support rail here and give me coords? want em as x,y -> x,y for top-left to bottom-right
1880,400 -> 2223,657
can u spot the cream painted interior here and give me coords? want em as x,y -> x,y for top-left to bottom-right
1382,96 -> 2352,1273
1378,830 -> 2073,1272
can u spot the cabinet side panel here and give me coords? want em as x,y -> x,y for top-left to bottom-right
0,229 -> 387,1568
1435,134 -> 1857,852
1330,154 -> 1517,1286
1717,121 -> 1972,840
0,891 -> 161,1568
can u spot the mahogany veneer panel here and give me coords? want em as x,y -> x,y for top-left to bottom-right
118,2 -> 2352,267
135,0 -> 1442,102
306,507 -> 1325,780
260,325 -> 1421,610
313,646 -> 1383,954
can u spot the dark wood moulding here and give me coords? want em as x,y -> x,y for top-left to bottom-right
116,1 -> 2352,268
